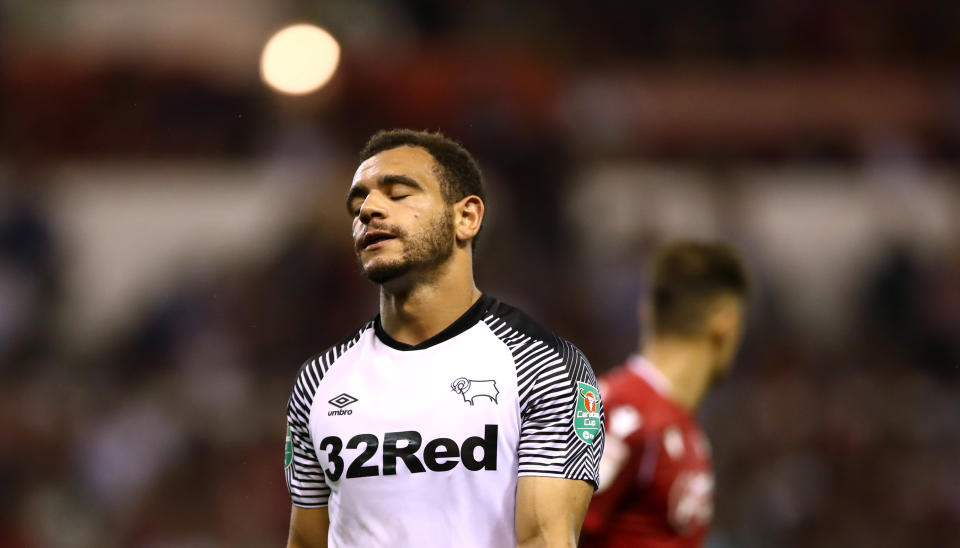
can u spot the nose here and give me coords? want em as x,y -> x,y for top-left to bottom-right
357,192 -> 387,224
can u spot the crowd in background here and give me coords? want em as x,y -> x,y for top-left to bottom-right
2,1 -> 960,547
1,152 -> 958,547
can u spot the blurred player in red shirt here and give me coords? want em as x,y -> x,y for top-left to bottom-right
582,241 -> 750,548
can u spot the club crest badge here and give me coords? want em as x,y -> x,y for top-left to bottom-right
450,377 -> 499,405
574,382 -> 602,445
284,425 -> 293,469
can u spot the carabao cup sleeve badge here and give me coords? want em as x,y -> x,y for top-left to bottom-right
284,425 -> 293,469
574,382 -> 602,445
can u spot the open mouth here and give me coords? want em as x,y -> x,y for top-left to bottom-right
361,231 -> 396,250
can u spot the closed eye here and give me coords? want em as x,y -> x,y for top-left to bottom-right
391,195 -> 410,201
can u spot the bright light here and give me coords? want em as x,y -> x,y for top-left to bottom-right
261,24 -> 340,95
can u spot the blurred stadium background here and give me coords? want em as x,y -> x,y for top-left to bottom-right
2,1 -> 960,547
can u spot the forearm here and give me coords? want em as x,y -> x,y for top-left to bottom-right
516,518 -> 580,548
515,477 -> 591,548
516,533 -> 577,548
287,505 -> 329,548
287,533 -> 327,548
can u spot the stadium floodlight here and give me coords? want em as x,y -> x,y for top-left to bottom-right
260,24 -> 340,95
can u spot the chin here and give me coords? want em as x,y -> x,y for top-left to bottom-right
362,260 -> 411,285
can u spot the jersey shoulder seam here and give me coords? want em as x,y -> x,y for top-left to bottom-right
288,319 -> 373,417
299,319 -> 373,374
481,299 -> 563,351
481,300 -> 593,373
481,301 -> 594,415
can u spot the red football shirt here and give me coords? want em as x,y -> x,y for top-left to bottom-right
582,356 -> 713,548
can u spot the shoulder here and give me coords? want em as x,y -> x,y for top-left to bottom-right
302,320 -> 374,372
600,366 -> 648,406
482,298 -> 597,391
602,376 -> 676,436
481,299 -> 560,346
288,320 -> 374,409
482,299 -> 589,361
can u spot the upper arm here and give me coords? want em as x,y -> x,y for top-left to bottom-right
517,339 -> 604,487
287,505 -> 329,548
284,414 -> 330,548
515,476 -> 594,548
285,393 -> 330,548
285,363 -> 331,546
286,366 -> 331,506
514,338 -> 605,546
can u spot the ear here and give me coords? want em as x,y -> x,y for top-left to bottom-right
709,299 -> 739,341
708,296 -> 744,369
454,195 -> 484,244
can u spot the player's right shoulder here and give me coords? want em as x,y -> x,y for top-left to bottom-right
602,365 -> 675,434
288,320 -> 374,412
296,320 -> 373,377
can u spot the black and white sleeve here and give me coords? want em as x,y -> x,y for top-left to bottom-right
284,360 -> 330,507
516,337 -> 605,489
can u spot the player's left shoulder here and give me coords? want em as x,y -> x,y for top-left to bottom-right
483,298 -> 594,370
481,297 -> 558,347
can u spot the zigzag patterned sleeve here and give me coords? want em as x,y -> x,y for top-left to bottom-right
283,323 -> 371,507
285,359 -> 330,507
516,337 -> 605,489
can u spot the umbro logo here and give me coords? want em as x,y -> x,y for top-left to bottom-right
329,393 -> 358,408
328,393 -> 357,416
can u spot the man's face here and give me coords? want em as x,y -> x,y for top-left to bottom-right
347,146 -> 456,285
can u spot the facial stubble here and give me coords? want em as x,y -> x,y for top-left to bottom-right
359,206 -> 456,285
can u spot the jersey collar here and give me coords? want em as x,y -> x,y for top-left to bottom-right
626,354 -> 673,398
374,294 -> 495,351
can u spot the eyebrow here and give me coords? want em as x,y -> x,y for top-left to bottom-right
380,174 -> 422,189
346,186 -> 367,214
345,174 -> 423,214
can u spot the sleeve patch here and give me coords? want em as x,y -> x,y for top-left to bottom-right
284,425 -> 293,469
574,382 -> 602,445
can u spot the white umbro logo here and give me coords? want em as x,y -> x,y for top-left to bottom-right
328,393 -> 357,416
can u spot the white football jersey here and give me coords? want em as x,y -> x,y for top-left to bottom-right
284,295 -> 604,548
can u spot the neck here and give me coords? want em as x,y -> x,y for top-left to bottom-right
643,335 -> 715,411
379,252 -> 481,346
